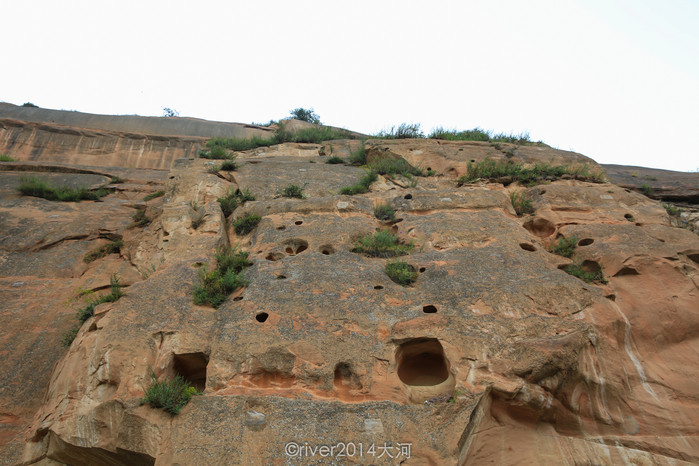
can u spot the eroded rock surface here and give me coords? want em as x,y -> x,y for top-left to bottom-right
0,128 -> 697,465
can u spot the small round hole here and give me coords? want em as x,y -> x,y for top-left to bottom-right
423,305 -> 438,314
519,243 -> 537,252
374,285 -> 384,290
277,275 -> 287,280
578,238 -> 594,246
233,296 -> 244,301
276,226 -> 286,230
470,159 -> 476,163
295,220 -> 303,225
419,267 -> 426,273
255,312 -> 269,322
192,262 -> 204,268
404,194 -> 413,200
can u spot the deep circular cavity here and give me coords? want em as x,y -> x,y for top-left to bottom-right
419,267 -> 426,273
319,245 -> 335,255
519,243 -> 537,252
423,305 -> 438,314
276,275 -> 287,280
255,312 -> 269,323
374,285 -> 384,290
578,238 -> 594,246
295,220 -> 303,225
404,194 -> 413,200
396,339 -> 449,386
233,296 -> 244,301
523,218 -> 556,238
276,225 -> 286,230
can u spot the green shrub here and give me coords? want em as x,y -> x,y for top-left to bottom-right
84,239 -> 123,263
280,184 -> 306,199
131,208 -> 149,227
351,230 -> 414,257
374,203 -> 395,221
22,102 -> 39,107
385,261 -> 417,286
348,145 -> 367,165
193,246 -> 251,308
0,154 -> 15,162
549,236 -> 577,258
140,371 -> 199,415
510,191 -> 534,216
564,263 -> 607,284
17,176 -> 109,202
143,190 -> 165,201
663,203 -> 680,217
325,156 -> 344,164
290,107 -> 321,124
340,170 -> 378,195
374,123 -> 424,139
233,214 -> 261,235
640,183 -> 654,196
109,176 -> 124,184
199,145 -> 234,159
217,188 -> 255,217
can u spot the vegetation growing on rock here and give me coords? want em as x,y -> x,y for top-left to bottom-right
458,159 -> 605,186
385,260 -> 418,286
340,170 -> 377,195
140,371 -> 198,415
83,239 -> 123,263
17,176 -> 109,201
549,236 -> 578,258
510,191 -> 534,216
374,203 -> 396,221
233,214 -> 261,235
143,190 -> 165,201
352,230 -> 414,257
62,274 -> 123,346
193,246 -> 251,308
217,188 -> 255,217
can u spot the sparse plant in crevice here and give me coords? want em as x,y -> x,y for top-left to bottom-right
510,191 -> 534,216
143,190 -> 165,201
564,262 -> 607,284
325,156 -> 344,164
131,207 -> 150,227
62,274 -> 124,346
374,203 -> 396,221
109,176 -> 124,184
280,184 -> 306,199
140,370 -> 199,415
663,203 -> 680,217
348,145 -> 366,165
640,183 -> 654,196
385,260 -> 417,286
217,188 -> 255,217
17,176 -> 109,202
83,239 -> 123,263
193,246 -> 251,308
369,157 -> 423,178
233,214 -> 261,235
351,230 -> 414,257
549,236 -> 577,258
340,170 -> 378,195
0,154 -> 15,162
219,159 -> 238,171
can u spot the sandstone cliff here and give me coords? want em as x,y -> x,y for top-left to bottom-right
0,110 -> 698,465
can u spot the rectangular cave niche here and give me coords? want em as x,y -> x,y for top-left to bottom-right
172,352 -> 209,392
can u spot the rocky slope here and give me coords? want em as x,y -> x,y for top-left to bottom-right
0,110 -> 698,465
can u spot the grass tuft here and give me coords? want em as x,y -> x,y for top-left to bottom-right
217,188 -> 255,217
374,123 -> 424,139
280,184 -> 306,199
17,176 -> 109,202
340,170 -> 378,195
458,159 -> 605,186
143,190 -> 165,201
140,370 -> 199,415
131,208 -> 149,227
374,203 -> 396,221
510,191 -> 534,216
193,246 -> 251,308
564,263 -> 607,284
84,239 -> 123,263
62,274 -> 123,346
325,156 -> 344,164
428,127 -> 536,144
351,230 -> 414,257
348,145 -> 367,165
233,214 -> 261,235
385,260 -> 417,286
0,154 -> 15,162
549,236 -> 577,258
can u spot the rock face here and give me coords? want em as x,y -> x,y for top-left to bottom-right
603,163 -> 699,204
0,116 -> 697,465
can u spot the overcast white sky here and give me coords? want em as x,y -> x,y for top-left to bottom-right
2,0 -> 698,171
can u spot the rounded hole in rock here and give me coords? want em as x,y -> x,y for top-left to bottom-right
539,189 -> 547,195
624,213 -> 634,221
578,238 -> 594,246
255,312 -> 269,323
192,262 -> 204,268
283,238 -> 309,255
233,296 -> 244,301
172,352 -> 209,392
169,176 -> 175,179
333,362 -> 361,391
266,252 -> 285,261
427,167 -> 432,171
319,245 -> 335,255
374,285 -> 384,290
635,222 -> 642,226
276,275 -> 287,280
404,194 -> 413,200
582,260 -> 602,273
423,305 -> 438,314
396,338 -> 449,386
470,159 -> 476,163
519,243 -> 537,252
295,220 -> 303,225
419,267 -> 426,273
523,218 -> 556,238
276,225 -> 286,230
285,247 -> 294,254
